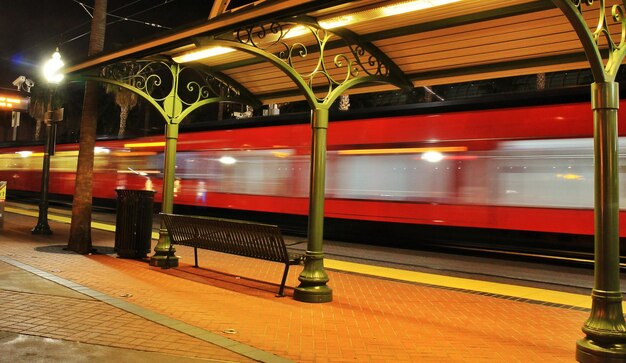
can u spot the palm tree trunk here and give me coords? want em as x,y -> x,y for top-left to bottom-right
118,106 -> 129,138
68,0 -> 107,254
35,119 -> 42,140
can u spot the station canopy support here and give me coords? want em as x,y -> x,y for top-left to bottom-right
552,0 -> 626,361
84,58 -> 261,268
182,16 -> 413,303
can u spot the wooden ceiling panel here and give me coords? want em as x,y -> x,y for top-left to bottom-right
397,40 -> 584,73
222,67 -> 296,94
342,0 -> 535,35
68,0 -> 622,105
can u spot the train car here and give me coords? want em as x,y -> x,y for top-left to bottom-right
2,88 -> 625,254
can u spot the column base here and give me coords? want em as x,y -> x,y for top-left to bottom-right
32,224 -> 53,235
577,338 -> 626,362
294,284 -> 332,303
149,250 -> 179,268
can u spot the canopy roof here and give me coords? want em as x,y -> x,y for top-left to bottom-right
66,0 -> 611,105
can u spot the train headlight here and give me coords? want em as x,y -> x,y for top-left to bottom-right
421,151 -> 444,163
219,156 -> 237,165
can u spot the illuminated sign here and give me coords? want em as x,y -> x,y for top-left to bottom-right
0,181 -> 5,201
0,93 -> 30,112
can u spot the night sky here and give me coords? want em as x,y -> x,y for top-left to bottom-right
0,0 -> 218,89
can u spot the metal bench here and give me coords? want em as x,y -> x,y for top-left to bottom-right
160,213 -> 304,296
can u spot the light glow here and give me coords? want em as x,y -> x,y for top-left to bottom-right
319,15 -> 354,29
43,49 -> 64,84
0,97 -> 21,109
15,151 -> 33,158
421,151 -> 444,163
382,0 -> 461,16
271,151 -> 293,158
117,168 -> 160,175
337,146 -> 467,156
172,46 -> 234,63
557,173 -> 584,181
284,25 -> 308,39
219,156 -> 237,165
172,0 -> 460,62
113,151 -> 158,157
123,141 -> 166,148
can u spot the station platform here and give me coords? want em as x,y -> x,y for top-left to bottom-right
0,207 -> 589,362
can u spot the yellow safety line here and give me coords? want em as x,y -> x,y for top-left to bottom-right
4,205 -> 602,309
324,259 -> 593,309
5,206 -> 160,240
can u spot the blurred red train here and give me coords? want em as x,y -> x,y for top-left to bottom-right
2,91 -> 626,246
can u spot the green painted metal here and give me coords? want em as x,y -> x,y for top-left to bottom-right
551,1 -> 626,361
83,76 -> 171,122
294,107 -> 332,303
32,93 -> 55,236
296,15 -> 413,91
150,122 -> 180,267
93,59 -> 261,124
213,20 -> 409,106
150,63 -> 181,267
209,18 -> 408,302
80,59 -> 260,268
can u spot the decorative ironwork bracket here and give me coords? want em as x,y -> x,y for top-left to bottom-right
554,0 -> 626,81
209,16 -> 412,108
82,57 -> 261,124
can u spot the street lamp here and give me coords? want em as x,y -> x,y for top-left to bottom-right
32,49 -> 64,235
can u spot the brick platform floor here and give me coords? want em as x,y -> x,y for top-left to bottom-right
0,212 -> 587,362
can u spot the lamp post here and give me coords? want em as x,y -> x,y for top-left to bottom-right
32,49 -> 64,235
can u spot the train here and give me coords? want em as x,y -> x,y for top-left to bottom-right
2,86 -> 626,256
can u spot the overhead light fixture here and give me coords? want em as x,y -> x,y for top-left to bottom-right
172,46 -> 234,63
319,15 -> 354,29
315,0 -> 461,30
382,0 -> 460,16
173,0 -> 460,63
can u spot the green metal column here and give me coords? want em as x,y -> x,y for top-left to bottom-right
149,122 -> 180,267
88,60 -> 256,269
32,121 -> 54,235
294,107 -> 332,303
577,82 -> 626,362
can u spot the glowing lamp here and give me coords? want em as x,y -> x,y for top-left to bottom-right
43,49 -> 64,84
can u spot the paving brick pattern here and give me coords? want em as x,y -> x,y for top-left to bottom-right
1,214 -> 587,362
0,221 -> 256,362
0,289 -> 249,361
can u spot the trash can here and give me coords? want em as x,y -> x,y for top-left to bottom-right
114,189 -> 156,259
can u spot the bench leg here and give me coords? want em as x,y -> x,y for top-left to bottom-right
277,264 -> 289,297
194,247 -> 199,268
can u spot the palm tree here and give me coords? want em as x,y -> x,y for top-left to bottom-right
106,86 -> 138,137
28,97 -> 45,141
67,0 -> 107,254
